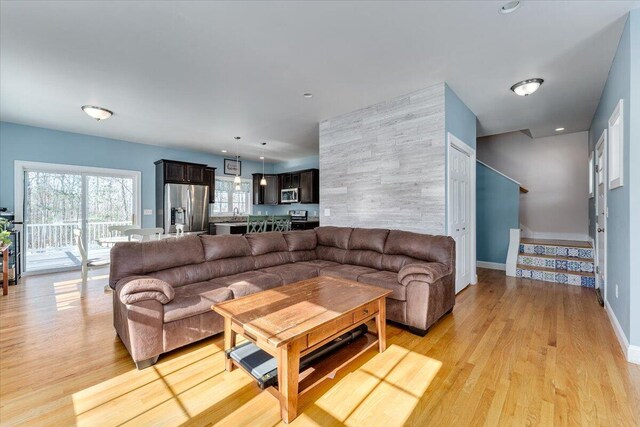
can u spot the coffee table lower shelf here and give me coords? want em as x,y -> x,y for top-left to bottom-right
228,330 -> 379,397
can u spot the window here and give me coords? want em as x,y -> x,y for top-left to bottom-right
589,151 -> 594,198
212,177 -> 252,215
608,99 -> 623,190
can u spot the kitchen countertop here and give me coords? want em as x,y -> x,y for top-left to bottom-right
214,219 -> 319,227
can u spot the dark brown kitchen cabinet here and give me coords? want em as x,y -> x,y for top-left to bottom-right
204,167 -> 216,203
253,174 -> 279,205
280,173 -> 300,190
155,159 -> 208,185
299,169 -> 319,204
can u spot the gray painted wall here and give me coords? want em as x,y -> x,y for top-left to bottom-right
477,131 -> 590,240
319,83 -> 446,233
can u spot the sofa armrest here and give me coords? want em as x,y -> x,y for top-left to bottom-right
117,276 -> 175,305
398,262 -> 450,286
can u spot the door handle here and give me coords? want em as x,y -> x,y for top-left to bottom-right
598,228 -> 604,232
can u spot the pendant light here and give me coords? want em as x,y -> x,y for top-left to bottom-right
260,142 -> 267,186
233,136 -> 241,186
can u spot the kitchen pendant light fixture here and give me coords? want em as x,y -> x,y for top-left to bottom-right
233,136 -> 241,185
510,78 -> 544,96
260,142 -> 267,186
81,105 -> 113,121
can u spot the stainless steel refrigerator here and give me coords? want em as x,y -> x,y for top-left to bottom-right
163,183 -> 209,234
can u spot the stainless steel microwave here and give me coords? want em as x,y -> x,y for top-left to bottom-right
280,188 -> 299,203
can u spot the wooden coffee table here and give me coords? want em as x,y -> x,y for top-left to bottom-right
212,276 -> 392,423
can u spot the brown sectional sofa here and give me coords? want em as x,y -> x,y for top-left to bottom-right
109,226 -> 455,368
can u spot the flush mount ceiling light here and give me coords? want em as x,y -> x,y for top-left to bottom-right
555,127 -> 565,132
510,78 -> 544,96
303,93 -> 313,98
500,0 -> 521,14
81,105 -> 113,121
260,143 -> 267,186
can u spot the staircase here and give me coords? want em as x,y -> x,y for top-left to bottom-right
516,238 -> 595,288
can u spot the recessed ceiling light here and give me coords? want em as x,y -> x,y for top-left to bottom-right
259,156 -> 265,160
221,149 -> 227,153
510,78 -> 544,96
555,127 -> 565,132
81,105 -> 113,121
303,93 -> 313,98
500,0 -> 521,14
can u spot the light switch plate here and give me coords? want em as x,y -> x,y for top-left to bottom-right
143,209 -> 153,215
324,208 -> 330,216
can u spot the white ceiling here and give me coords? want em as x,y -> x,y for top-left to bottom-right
1,1 -> 637,161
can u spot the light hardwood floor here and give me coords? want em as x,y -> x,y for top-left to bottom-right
1,268 -> 639,426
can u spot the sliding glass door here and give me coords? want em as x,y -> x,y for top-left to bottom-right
22,163 -> 140,273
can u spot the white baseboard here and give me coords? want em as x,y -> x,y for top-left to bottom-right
477,261 -> 506,271
520,230 -> 590,242
629,345 -> 640,365
604,300 -> 639,365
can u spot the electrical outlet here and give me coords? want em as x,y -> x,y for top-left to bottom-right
324,208 -> 330,217
266,211 -> 269,215
313,211 -> 318,217
257,210 -> 262,215
143,209 -> 153,215
616,284 -> 619,298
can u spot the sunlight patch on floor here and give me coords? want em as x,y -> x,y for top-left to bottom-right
314,344 -> 442,426
53,274 -> 109,311
70,341 -> 257,426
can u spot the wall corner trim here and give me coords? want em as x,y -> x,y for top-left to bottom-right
605,300 -> 638,365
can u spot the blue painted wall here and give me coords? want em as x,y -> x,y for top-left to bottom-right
630,9 -> 640,347
0,122 -> 271,227
588,10 -> 639,345
476,162 -> 520,264
443,83 -> 477,233
445,84 -> 477,150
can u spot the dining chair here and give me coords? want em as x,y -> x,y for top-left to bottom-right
109,225 -> 137,236
246,215 -> 269,234
271,215 -> 292,232
74,228 -> 110,298
124,227 -> 164,242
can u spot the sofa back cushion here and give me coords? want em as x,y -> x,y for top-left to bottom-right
200,235 -> 251,261
382,230 -> 455,272
315,226 -> 353,264
245,232 -> 292,269
109,235 -> 205,287
343,228 -> 389,269
284,230 -> 318,262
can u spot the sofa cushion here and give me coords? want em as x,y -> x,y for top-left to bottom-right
147,262 -> 211,287
319,264 -> 378,281
200,234 -> 252,261
348,228 -> 389,253
202,256 -> 256,281
260,263 -> 319,284
283,230 -> 317,251
315,226 -> 353,249
213,271 -> 283,298
163,281 -> 233,322
245,232 -> 288,255
316,246 -> 348,264
344,250 -> 384,270
297,259 -> 340,274
109,235 -> 205,287
253,251 -> 293,269
384,230 -> 454,267
358,271 -> 406,301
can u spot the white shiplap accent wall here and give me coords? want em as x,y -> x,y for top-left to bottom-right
319,83 -> 446,234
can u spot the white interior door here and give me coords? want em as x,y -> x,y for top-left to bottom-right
449,144 -> 471,293
595,132 -> 607,297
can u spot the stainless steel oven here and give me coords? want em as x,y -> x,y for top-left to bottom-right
280,188 -> 299,203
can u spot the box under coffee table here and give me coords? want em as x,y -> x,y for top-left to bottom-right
212,276 -> 392,424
